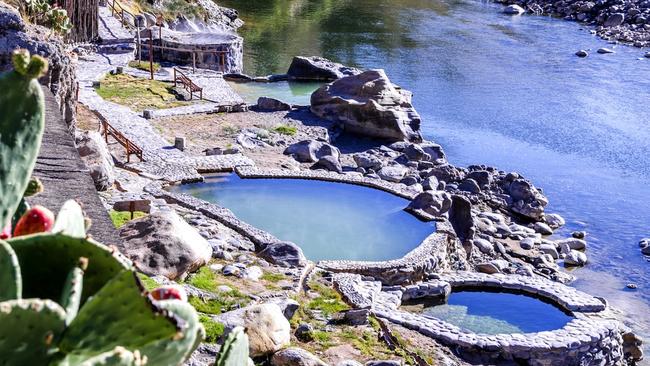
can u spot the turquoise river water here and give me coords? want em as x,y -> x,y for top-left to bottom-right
219,0 -> 650,343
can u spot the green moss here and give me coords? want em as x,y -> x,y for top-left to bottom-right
199,315 -> 225,343
95,74 -> 192,112
136,273 -> 159,291
188,296 -> 226,315
311,330 -> 335,347
188,266 -> 217,291
273,125 -> 297,136
306,281 -> 349,316
128,60 -> 161,72
261,272 -> 286,283
109,210 -> 147,228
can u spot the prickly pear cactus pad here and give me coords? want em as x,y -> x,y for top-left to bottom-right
0,298 -> 66,365
215,326 -> 249,366
0,49 -> 47,230
52,200 -> 87,238
0,240 -> 21,300
75,347 -> 146,366
141,299 -> 205,366
8,233 -> 131,304
59,271 -> 180,364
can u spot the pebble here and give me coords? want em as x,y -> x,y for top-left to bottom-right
565,250 -> 588,266
575,50 -> 588,57
222,265 -> 241,276
597,47 -> 615,54
474,238 -> 495,255
626,283 -> 637,290
520,237 -> 535,250
534,222 -> 553,235
572,231 -> 586,239
539,243 -> 559,259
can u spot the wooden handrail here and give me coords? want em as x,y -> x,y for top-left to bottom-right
93,110 -> 144,163
173,68 -> 203,100
108,0 -> 135,28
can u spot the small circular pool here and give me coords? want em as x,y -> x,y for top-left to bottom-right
402,289 -> 574,334
171,173 -> 435,261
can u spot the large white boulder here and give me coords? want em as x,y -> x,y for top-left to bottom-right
219,303 -> 291,357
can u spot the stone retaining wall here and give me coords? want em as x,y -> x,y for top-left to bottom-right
333,272 -> 627,366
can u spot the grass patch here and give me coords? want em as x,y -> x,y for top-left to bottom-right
109,210 -> 147,228
306,281 -> 350,316
221,124 -> 239,135
273,125 -> 297,136
261,272 -> 286,283
199,315 -> 225,343
188,266 -> 218,291
188,292 -> 250,315
137,273 -> 158,291
128,60 -> 161,72
96,74 -> 191,112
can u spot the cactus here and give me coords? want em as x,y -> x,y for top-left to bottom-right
8,232 -> 132,304
0,50 -> 47,232
52,199 -> 87,238
13,205 -> 56,237
0,298 -> 66,365
24,177 -> 44,197
215,327 -> 250,366
60,257 -> 87,325
77,347 -> 146,366
0,240 -> 21,300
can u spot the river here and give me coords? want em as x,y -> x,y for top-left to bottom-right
218,0 -> 650,345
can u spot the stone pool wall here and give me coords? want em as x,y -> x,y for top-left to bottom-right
333,272 -> 628,366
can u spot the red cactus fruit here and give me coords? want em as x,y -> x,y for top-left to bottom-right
150,285 -> 187,302
0,223 -> 11,239
13,205 -> 55,237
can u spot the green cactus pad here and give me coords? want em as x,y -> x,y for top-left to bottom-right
0,49 -> 46,232
24,177 -> 44,197
0,298 -> 66,365
76,347 -> 147,366
0,240 -> 21,300
140,299 -> 205,366
59,270 -> 180,363
52,200 -> 86,238
60,258 -> 87,325
11,197 -> 30,229
215,326 -> 249,366
8,233 -> 131,304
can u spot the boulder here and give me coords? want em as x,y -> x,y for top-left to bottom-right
258,241 -> 307,267
353,153 -> 383,170
314,155 -> 343,173
420,142 -> 446,162
295,323 -> 314,342
504,4 -> 525,14
377,165 -> 408,182
422,176 -> 440,191
76,131 -> 115,191
403,144 -> 428,161
449,195 -> 475,242
311,69 -> 423,142
545,213 -> 565,229
257,97 -> 292,111
287,56 -> 361,81
604,13 -> 625,27
539,243 -> 559,259
284,140 -> 340,163
597,47 -> 615,54
555,238 -> 586,250
508,179 -> 548,220
533,222 -> 553,235
219,303 -> 291,357
426,164 -> 464,182
565,250 -> 587,266
407,191 -> 452,216
474,238 -> 494,255
575,50 -> 589,57
458,178 -> 481,193
271,348 -> 328,366
118,211 -> 212,280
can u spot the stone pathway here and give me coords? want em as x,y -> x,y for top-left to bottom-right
77,10 -> 253,181
97,4 -> 134,45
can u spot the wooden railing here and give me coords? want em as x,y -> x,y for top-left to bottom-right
93,111 -> 144,163
173,68 -> 203,100
108,0 -> 135,28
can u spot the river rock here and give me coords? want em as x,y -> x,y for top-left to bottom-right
258,241 -> 307,267
295,323 -> 314,342
545,213 -> 565,229
565,250 -> 587,266
310,69 -> 423,142
420,142 -> 446,163
422,176 -> 440,191
575,50 -> 589,57
284,140 -> 340,163
458,178 -> 481,193
287,56 -> 361,81
508,179 -> 548,220
645,52 -> 650,58
604,13 -> 625,27
474,238 -> 494,255
504,4 -> 525,14
426,164 -> 465,183
520,237 -> 535,250
314,155 -> 343,173
75,131 -> 115,191
539,243 -> 559,259
219,303 -> 291,357
366,361 -> 401,366
555,238 -> 587,250
242,266 -> 264,281
476,262 -> 500,274
377,165 -> 408,182
257,97 -> 292,111
118,211 -> 212,280
597,47 -> 615,54
272,348 -> 327,366
403,143 -> 428,161
533,222 -> 553,235
353,153 -> 383,170
407,191 -> 452,216
449,195 -> 475,242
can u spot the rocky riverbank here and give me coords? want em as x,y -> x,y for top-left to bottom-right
496,0 -> 650,47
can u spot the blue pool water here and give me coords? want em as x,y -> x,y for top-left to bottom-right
227,80 -> 323,105
418,290 -> 574,334
172,174 -> 435,261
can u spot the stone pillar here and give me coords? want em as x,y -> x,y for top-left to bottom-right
174,137 -> 186,151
